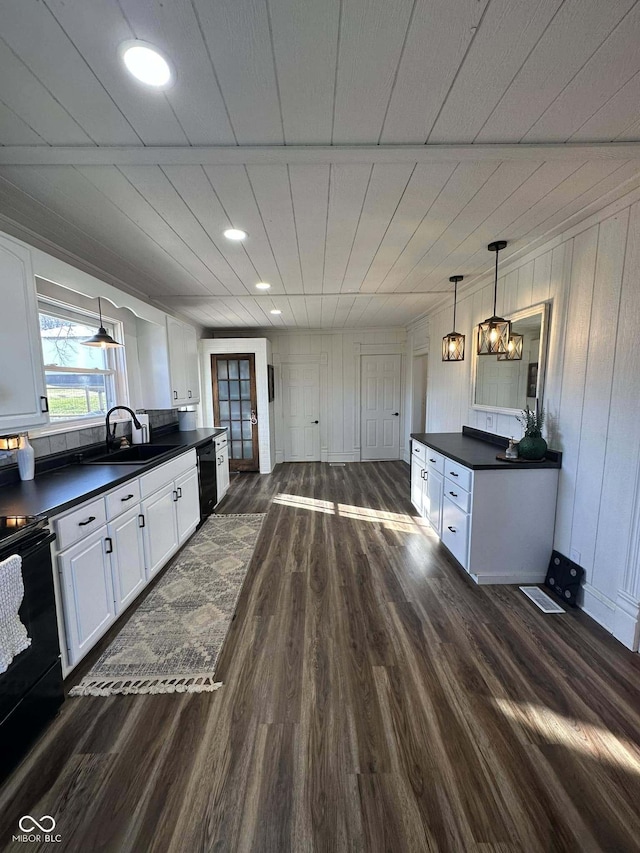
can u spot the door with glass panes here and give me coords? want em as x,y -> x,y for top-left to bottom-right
211,354 -> 259,472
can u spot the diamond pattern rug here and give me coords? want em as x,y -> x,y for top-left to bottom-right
69,513 -> 265,696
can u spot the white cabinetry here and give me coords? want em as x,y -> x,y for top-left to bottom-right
137,316 -> 200,408
142,482 -> 179,580
175,467 -> 200,542
108,506 -> 146,613
411,438 -> 559,585
410,456 -> 425,514
0,234 -> 48,430
58,525 -> 116,667
215,432 -> 230,504
52,447 -> 200,674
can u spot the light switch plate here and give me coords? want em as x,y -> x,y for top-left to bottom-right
570,548 -> 581,565
486,414 -> 494,429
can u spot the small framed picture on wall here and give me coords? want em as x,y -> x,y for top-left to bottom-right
527,362 -> 538,398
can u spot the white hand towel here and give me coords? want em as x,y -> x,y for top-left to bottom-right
0,554 -> 31,673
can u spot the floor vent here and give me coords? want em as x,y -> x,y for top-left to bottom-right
519,586 -> 565,614
329,462 -> 346,467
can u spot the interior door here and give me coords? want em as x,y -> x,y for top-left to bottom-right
360,354 -> 402,461
282,363 -> 320,462
211,354 -> 259,472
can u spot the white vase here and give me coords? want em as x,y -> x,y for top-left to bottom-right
17,434 -> 35,481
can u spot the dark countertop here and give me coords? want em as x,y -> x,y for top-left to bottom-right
0,428 -> 226,519
410,429 -> 562,470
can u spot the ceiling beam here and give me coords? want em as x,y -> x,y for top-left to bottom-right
0,143 -> 639,167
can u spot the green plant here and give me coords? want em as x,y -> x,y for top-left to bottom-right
516,404 -> 545,437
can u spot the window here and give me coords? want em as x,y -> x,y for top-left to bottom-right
38,301 -> 125,423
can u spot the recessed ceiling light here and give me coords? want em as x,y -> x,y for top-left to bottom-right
224,228 -> 247,241
255,282 -> 271,290
121,41 -> 173,88
270,309 -> 282,315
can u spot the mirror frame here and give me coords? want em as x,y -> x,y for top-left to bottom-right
471,301 -> 550,417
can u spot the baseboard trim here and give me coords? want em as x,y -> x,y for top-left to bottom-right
327,453 -> 356,463
612,589 -> 640,651
580,582 -> 616,633
471,572 -> 547,586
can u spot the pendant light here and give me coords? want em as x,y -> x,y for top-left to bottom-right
497,333 -> 523,361
81,297 -> 123,348
442,275 -> 465,361
477,240 -> 510,355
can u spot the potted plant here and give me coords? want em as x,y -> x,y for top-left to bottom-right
516,404 -> 547,460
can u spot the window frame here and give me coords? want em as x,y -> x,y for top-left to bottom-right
33,297 -> 130,435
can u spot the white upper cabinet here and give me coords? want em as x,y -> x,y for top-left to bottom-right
0,234 -> 49,430
137,316 -> 200,409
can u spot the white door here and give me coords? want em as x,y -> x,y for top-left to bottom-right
176,468 -> 200,543
108,506 -> 146,614
282,364 -> 321,462
410,456 -> 424,514
142,482 -> 179,580
167,317 -> 187,404
216,444 -> 230,502
360,354 -> 401,461
0,235 -> 48,430
58,526 -> 116,666
426,470 -> 444,536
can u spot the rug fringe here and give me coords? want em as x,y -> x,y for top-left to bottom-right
69,674 -> 223,697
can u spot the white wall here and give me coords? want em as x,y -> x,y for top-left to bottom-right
423,188 -> 640,648
269,328 -> 407,463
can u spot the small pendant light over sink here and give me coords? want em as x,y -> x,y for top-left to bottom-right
477,241 -> 510,355
442,275 -> 465,362
81,297 -> 123,348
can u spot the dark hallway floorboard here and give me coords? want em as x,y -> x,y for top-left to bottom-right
2,461 -> 640,852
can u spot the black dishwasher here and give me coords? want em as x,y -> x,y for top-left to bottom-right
0,517 -> 64,783
197,440 -> 218,520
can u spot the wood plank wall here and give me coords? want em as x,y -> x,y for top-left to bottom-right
425,195 -> 640,632
268,328 -> 407,464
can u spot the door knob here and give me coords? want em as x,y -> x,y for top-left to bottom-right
312,420 -> 319,424
392,412 -> 399,416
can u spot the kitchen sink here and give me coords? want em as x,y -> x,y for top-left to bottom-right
83,445 -> 176,465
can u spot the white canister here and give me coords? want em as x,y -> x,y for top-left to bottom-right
178,410 -> 197,431
17,434 -> 35,481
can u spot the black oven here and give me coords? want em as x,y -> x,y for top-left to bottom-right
0,517 -> 64,783
197,439 -> 218,520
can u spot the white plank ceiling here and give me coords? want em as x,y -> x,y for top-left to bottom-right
1,0 -> 640,328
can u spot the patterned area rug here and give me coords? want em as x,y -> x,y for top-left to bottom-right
69,513 -> 265,696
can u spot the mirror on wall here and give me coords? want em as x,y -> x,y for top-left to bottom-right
472,303 -> 549,414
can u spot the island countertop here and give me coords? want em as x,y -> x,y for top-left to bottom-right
410,427 -> 562,471
0,428 -> 226,519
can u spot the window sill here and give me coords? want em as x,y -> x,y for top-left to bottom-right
29,416 -> 130,439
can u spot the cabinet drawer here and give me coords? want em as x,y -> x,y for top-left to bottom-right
55,497 -> 106,551
214,431 -> 228,451
105,478 -> 141,520
443,480 -> 471,513
411,440 -> 426,465
442,498 -> 470,570
426,448 -> 445,474
444,458 -> 473,493
139,449 -> 197,498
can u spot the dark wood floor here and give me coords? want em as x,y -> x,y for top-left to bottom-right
2,461 -> 640,852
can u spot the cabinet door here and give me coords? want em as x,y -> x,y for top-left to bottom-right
216,446 -> 230,501
426,470 -> 444,537
442,497 -> 470,570
0,235 -> 48,429
108,505 -> 146,613
410,456 -> 424,514
142,482 -> 179,580
175,467 -> 200,543
58,526 -> 115,666
183,323 -> 200,404
167,317 -> 187,405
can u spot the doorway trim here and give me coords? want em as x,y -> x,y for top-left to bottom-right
273,352 -> 328,463
353,342 -> 406,463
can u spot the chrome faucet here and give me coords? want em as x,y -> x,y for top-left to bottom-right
105,406 -> 143,451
